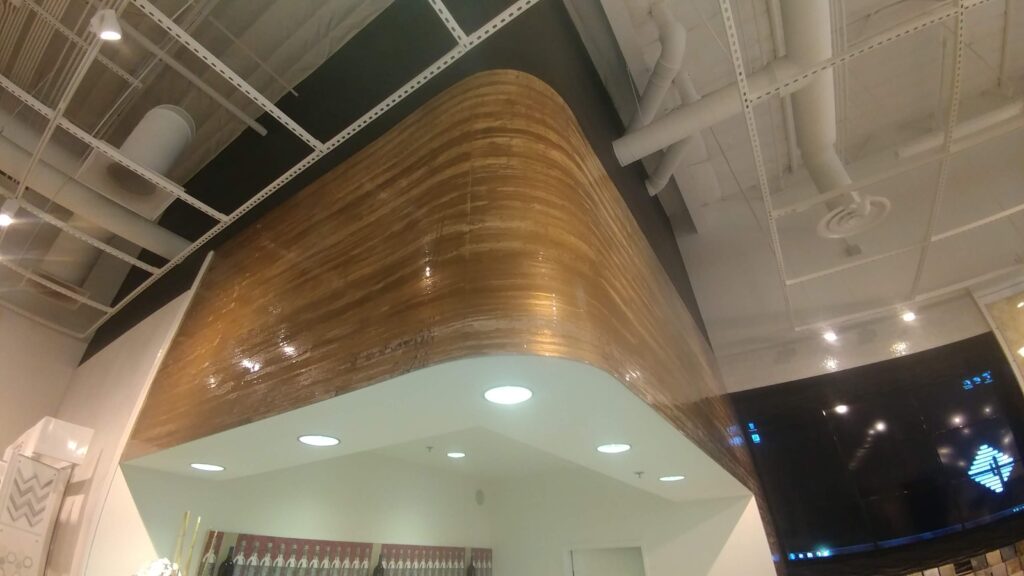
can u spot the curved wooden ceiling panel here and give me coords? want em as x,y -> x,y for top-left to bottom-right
128,70 -> 757,491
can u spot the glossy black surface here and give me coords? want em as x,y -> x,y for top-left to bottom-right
732,333 -> 1024,563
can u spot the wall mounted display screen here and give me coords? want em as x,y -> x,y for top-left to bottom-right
731,334 -> 1024,562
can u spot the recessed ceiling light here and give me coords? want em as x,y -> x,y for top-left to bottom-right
659,475 -> 686,482
298,435 -> 339,447
901,311 -> 916,322
484,385 -> 533,405
447,451 -> 466,459
874,421 -> 887,432
822,330 -> 838,342
190,463 -> 224,472
1017,301 -> 1024,309
1018,346 -> 1024,358
597,443 -> 631,454
834,404 -> 849,414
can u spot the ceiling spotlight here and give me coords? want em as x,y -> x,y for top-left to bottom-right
822,330 -> 838,343
484,385 -> 533,405
834,404 -> 849,415
1017,302 -> 1023,309
1018,346 -> 1024,358
298,435 -> 339,447
0,198 -> 18,227
91,8 -> 122,41
190,463 -> 224,472
447,451 -> 466,459
901,311 -> 916,322
597,443 -> 631,454
874,421 -> 887,432
659,475 -> 686,482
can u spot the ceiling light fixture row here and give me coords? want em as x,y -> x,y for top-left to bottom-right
191,384 -> 684,482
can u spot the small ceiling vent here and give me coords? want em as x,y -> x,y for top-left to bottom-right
816,195 -> 891,239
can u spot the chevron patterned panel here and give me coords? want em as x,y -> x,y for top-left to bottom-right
0,457 -> 56,536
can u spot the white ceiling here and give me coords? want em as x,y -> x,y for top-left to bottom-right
586,0 -> 1024,358
126,355 -> 749,503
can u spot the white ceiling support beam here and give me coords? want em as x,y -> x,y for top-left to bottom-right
82,0 -> 543,336
999,0 -> 1016,90
773,112 -> 1024,217
0,186 -> 160,273
0,72 -> 229,222
715,0 -> 796,329
19,0 -> 141,88
0,259 -> 113,312
749,0 -> 996,105
121,23 -> 268,138
909,0 -> 967,298
207,17 -> 297,98
428,0 -> 468,46
12,31 -> 101,201
130,0 -> 325,151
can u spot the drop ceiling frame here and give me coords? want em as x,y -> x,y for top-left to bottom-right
0,0 -> 543,338
712,0 -> 1022,333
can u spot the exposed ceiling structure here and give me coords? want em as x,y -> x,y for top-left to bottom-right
127,356 -> 749,502
578,0 -> 1024,357
0,0 -> 540,338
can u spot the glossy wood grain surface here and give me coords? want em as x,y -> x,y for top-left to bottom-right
128,70 -> 758,489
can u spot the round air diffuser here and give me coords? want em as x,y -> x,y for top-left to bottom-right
816,195 -> 891,239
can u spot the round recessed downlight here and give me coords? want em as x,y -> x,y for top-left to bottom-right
834,404 -> 849,414
447,451 -> 466,459
659,475 -> 686,482
597,443 -> 631,454
190,463 -> 224,472
298,435 -> 339,447
484,385 -> 533,405
901,311 -> 917,322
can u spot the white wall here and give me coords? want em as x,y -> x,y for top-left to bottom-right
0,309 -> 86,450
485,466 -> 776,576
571,547 -> 645,576
717,293 -> 991,392
44,292 -> 195,576
124,452 -> 493,555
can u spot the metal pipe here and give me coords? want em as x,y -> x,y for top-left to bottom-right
645,73 -> 701,195
121,22 -> 268,136
0,133 -> 189,259
628,1 -> 686,130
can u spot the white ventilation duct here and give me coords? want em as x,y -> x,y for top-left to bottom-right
0,105 -> 193,289
107,105 -> 196,193
35,105 -> 195,288
613,0 -> 889,238
628,2 -> 686,131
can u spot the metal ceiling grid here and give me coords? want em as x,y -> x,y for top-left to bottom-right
709,0 -> 1016,333
0,0 -> 542,338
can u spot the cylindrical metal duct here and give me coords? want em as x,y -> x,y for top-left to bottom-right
0,134 -> 189,259
108,104 -> 195,192
629,1 -> 687,130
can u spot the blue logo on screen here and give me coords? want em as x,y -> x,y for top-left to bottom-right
962,371 -> 994,390
968,444 -> 1015,493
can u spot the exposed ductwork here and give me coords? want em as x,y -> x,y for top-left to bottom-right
613,0 -> 891,238
0,105 -> 193,288
628,2 -> 686,131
